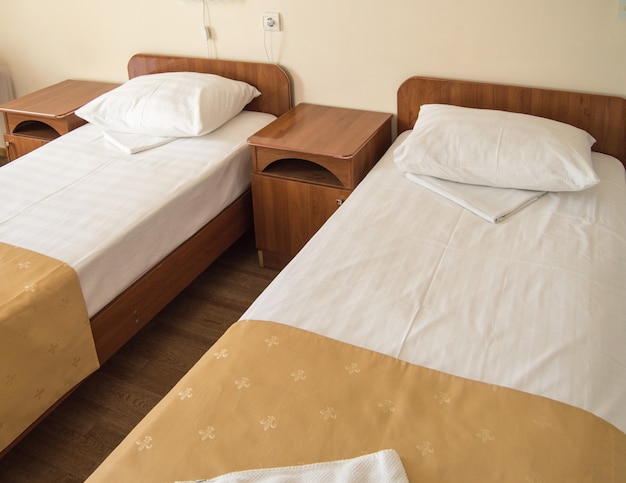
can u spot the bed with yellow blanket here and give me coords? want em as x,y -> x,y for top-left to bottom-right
88,77 -> 626,481
0,53 -> 292,455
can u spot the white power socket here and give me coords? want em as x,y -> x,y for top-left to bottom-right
263,12 -> 281,32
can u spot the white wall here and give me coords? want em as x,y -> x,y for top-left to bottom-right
0,0 -> 624,118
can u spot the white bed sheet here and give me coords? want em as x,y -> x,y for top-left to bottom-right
0,110 -> 275,316
242,132 -> 626,433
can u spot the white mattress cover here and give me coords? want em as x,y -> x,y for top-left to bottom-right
242,132 -> 626,433
0,110 -> 275,316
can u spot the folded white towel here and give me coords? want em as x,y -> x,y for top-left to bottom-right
176,449 -> 409,483
406,172 -> 546,223
103,130 -> 175,154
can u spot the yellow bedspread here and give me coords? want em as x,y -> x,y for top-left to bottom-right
0,242 -> 99,453
88,320 -> 626,482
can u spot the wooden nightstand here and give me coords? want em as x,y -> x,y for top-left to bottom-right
0,79 -> 118,161
248,103 -> 392,269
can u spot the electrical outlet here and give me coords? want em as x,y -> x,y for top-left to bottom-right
263,12 -> 281,32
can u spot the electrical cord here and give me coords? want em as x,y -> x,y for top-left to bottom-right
264,30 -> 273,64
202,0 -> 216,58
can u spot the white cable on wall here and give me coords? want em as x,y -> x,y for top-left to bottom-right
202,0 -> 217,58
264,30 -> 273,64
262,14 -> 282,64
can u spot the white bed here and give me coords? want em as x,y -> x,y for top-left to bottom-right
0,53 -> 292,457
88,76 -> 626,482
242,133 -> 626,434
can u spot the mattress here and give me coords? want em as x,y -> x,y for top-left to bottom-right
0,110 -> 276,316
242,132 -> 626,434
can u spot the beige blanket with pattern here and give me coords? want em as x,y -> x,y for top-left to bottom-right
88,319 -> 626,482
0,242 -> 99,453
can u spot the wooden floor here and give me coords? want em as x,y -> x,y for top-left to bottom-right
0,232 -> 278,482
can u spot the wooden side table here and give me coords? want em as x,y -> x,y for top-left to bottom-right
248,103 -> 392,269
0,79 -> 118,161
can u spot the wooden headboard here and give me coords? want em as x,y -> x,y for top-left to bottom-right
397,77 -> 626,166
127,53 -> 292,118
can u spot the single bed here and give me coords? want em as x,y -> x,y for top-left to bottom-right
88,77 -> 625,482
0,53 -> 292,456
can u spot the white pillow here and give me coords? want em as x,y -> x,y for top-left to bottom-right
394,104 -> 599,192
76,72 -> 260,137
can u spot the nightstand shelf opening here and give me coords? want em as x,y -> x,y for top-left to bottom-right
12,120 -> 61,141
262,159 -> 344,188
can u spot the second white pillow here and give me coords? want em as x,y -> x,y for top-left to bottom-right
394,104 -> 599,192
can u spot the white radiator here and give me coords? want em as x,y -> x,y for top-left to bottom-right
0,65 -> 15,157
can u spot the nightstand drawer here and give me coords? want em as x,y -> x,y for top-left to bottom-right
252,173 -> 349,266
4,133 -> 49,160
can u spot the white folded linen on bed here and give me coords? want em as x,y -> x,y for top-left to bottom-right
0,110 -> 276,316
103,129 -> 175,154
176,449 -> 408,483
242,131 -> 626,434
405,172 -> 546,223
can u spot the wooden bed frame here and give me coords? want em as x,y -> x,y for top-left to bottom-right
90,54 -> 292,363
397,77 -> 626,167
